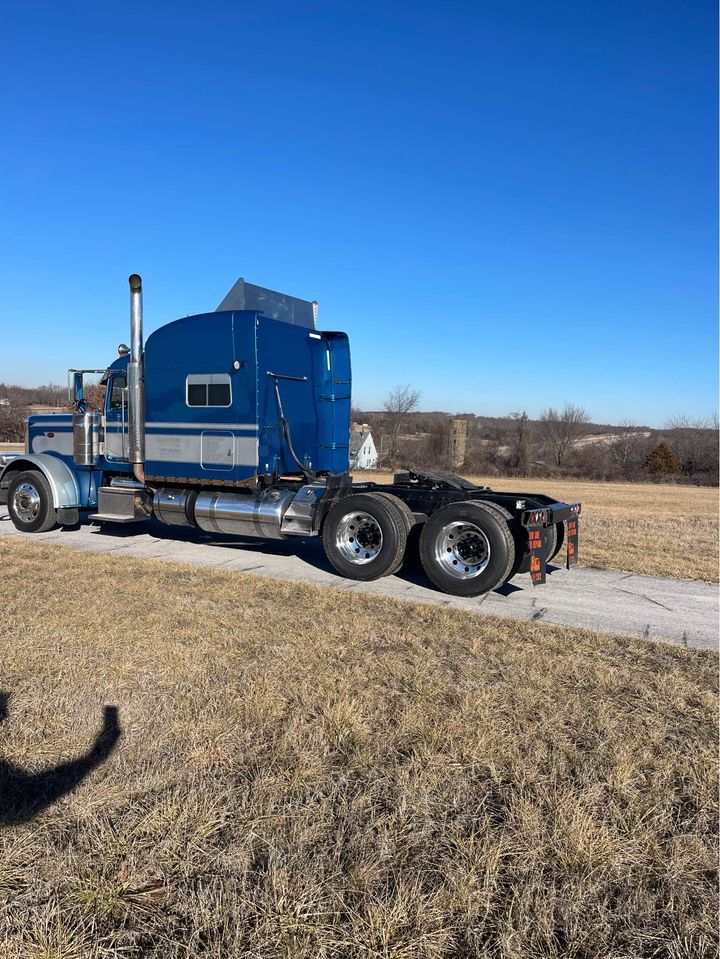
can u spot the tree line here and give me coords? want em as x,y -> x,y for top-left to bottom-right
3,378 -> 717,485
0,381 -> 102,442
356,387 -> 719,486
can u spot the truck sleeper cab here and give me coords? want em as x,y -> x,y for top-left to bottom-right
0,275 -> 581,598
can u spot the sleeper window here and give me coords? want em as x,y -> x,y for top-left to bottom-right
186,373 -> 232,408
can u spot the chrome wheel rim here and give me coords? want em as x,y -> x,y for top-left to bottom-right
335,511 -> 383,564
13,482 -> 41,524
434,521 -> 491,579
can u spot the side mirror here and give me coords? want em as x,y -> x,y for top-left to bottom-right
67,371 -> 83,405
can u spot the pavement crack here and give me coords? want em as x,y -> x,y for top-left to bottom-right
612,585 -> 674,612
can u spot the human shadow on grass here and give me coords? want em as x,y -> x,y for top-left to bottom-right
0,693 -> 121,827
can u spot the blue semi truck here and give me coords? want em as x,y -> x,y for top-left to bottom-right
0,275 -> 580,596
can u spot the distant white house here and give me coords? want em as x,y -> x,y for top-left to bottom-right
349,428 -> 378,470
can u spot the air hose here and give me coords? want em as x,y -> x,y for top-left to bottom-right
272,380 -> 317,481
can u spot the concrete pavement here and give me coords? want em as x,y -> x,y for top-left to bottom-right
1,508 -> 717,651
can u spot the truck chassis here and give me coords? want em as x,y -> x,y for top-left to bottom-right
2,461 -> 580,598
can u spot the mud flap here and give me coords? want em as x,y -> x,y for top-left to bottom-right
528,527 -> 546,585
566,517 -> 579,568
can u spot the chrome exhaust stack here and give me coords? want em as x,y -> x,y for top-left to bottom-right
127,274 -> 145,483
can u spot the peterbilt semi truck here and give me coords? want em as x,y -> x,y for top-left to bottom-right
0,275 -> 580,597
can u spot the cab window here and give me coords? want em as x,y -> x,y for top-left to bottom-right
108,376 -> 127,411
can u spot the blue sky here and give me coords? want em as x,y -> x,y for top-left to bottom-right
0,0 -> 716,426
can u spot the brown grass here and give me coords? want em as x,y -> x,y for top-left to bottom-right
358,472 -> 720,582
0,537 -> 717,958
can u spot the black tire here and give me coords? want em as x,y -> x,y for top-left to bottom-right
549,521 -> 564,563
6,470 -> 58,533
371,491 -> 417,536
400,521 -> 423,571
373,492 -> 421,572
322,492 -> 409,581
419,500 -> 515,597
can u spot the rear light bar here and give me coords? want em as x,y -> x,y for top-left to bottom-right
521,501 -> 581,527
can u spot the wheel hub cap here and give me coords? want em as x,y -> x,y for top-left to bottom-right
335,511 -> 383,564
13,482 -> 41,524
435,521 -> 491,579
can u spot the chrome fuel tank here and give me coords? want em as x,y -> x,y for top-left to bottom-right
193,488 -> 296,539
73,411 -> 101,466
153,488 -> 195,527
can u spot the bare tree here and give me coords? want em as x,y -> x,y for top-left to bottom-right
664,414 -> 719,479
609,419 -> 643,467
0,399 -> 26,442
539,403 -> 591,467
382,384 -> 421,467
34,383 -> 65,406
509,411 -> 530,473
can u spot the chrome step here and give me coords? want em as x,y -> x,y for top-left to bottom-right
88,512 -> 145,523
88,486 -> 149,523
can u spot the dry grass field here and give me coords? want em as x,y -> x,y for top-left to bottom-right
0,537 -> 717,958
359,473 -> 719,582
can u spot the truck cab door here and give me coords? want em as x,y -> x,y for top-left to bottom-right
104,373 -> 128,462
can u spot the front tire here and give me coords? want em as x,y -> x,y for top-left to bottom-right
322,492 -> 409,581
7,470 -> 58,533
419,501 -> 515,597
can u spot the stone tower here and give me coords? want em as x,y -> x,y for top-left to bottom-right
446,418 -> 468,469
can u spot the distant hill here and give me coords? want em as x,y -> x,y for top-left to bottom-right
360,410 -> 654,435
